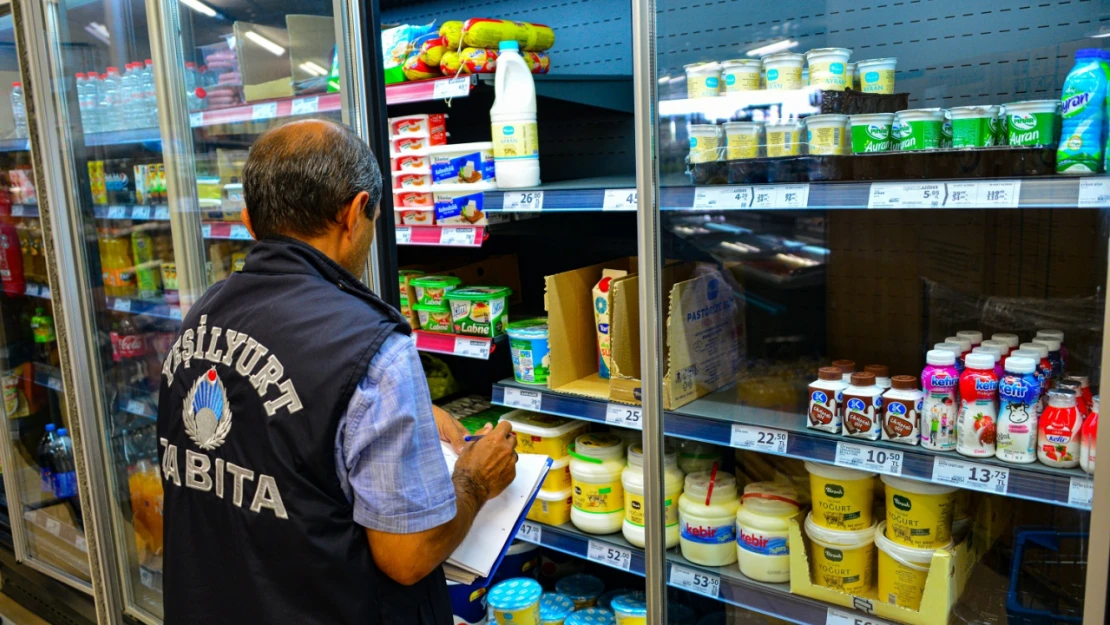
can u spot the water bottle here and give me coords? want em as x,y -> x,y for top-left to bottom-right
184,62 -> 199,112
11,82 -> 27,139
125,63 -> 142,130
101,67 -> 122,132
84,72 -> 102,133
143,59 -> 157,128
37,424 -> 57,493
75,73 -> 88,131
52,427 -> 77,498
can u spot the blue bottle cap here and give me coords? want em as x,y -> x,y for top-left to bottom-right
45,424 -> 56,432
499,40 -> 520,51
57,428 -> 68,436
566,607 -> 615,625
488,577 -> 542,611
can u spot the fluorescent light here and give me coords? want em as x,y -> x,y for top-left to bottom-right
84,22 -> 110,45
299,61 -> 328,77
245,31 -> 285,56
179,0 -> 216,17
1091,32 -> 1110,38
746,39 -> 797,57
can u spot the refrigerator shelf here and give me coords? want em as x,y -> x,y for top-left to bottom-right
93,205 -> 171,221
105,296 -> 182,321
492,380 -> 1094,510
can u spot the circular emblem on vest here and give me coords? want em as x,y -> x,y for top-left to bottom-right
184,366 -> 233,450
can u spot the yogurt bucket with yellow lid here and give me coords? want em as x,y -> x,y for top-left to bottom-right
805,512 -> 877,595
489,577 -> 543,625
806,48 -> 852,91
881,475 -> 957,548
685,62 -> 722,99
805,461 -> 876,530
720,59 -> 762,93
875,521 -> 951,610
762,52 -> 805,90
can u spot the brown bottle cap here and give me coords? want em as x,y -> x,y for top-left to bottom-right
849,371 -> 876,386
891,375 -> 918,390
818,366 -> 842,381
831,359 -> 856,373
865,364 -> 889,378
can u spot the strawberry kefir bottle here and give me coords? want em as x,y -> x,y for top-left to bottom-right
1059,378 -> 1089,417
996,356 -> 1041,464
1038,388 -> 1083,469
1081,395 -> 1098,475
957,353 -> 998,458
921,349 -> 959,452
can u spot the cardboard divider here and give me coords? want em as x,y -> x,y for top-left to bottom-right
789,496 -> 1002,625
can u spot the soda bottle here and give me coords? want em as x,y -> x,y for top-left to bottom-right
10,82 -> 27,139
0,221 -> 25,295
131,229 -> 161,299
101,233 -> 137,298
52,427 -> 77,498
111,316 -> 151,389
31,307 -> 56,365
956,353 -> 998,458
1081,395 -> 1099,475
37,424 -> 56,493
1038,388 -> 1083,468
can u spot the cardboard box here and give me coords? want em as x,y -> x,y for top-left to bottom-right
24,503 -> 90,580
789,496 -> 1002,625
286,15 -> 336,88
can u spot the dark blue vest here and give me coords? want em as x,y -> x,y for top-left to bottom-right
157,236 -> 451,625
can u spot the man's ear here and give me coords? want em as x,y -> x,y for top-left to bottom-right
341,191 -> 371,237
241,208 -> 256,240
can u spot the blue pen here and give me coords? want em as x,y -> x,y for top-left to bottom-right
464,435 -> 484,442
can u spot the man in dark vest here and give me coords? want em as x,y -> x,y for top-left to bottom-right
157,119 -> 517,625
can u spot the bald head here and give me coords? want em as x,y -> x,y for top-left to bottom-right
242,119 -> 383,240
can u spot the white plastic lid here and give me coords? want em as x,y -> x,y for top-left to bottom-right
926,349 -> 955,366
683,471 -> 738,503
972,346 -> 1001,362
627,443 -> 677,468
804,460 -> 876,481
804,511 -> 876,547
945,337 -> 971,352
1004,356 -> 1036,374
1033,337 -> 1062,351
964,353 -> 996,371
992,333 -> 1020,348
1009,349 -> 1040,362
740,481 -> 799,515
1036,329 -> 1064,342
573,433 -> 625,462
981,340 -> 1009,355
957,331 -> 983,345
1019,342 -> 1049,358
934,342 -> 962,358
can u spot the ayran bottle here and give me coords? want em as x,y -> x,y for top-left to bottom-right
921,349 -> 958,451
996,356 -> 1042,464
1081,395 -> 1099,475
956,353 -> 998,458
1038,388 -> 1083,468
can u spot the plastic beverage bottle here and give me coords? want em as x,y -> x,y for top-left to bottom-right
142,60 -> 157,128
1036,329 -> 1068,369
84,72 -> 102,133
27,220 -> 46,282
37,424 -> 56,493
921,349 -> 959,451
75,73 -> 89,130
957,353 -> 998,458
972,345 -> 1004,379
955,330 -> 983,349
1081,395 -> 1099,475
0,221 -> 25,296
933,342 -> 965,374
52,428 -> 77,498
1057,49 -> 1109,174
10,82 -> 27,139
15,221 -> 33,282
1038,388 -> 1083,468
102,234 -> 137,298
131,229 -> 161,299
101,67 -> 123,132
120,64 -> 136,130
996,356 -> 1041,464
31,306 -> 56,365
490,40 -> 540,188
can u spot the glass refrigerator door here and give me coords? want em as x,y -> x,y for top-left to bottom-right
646,0 -> 1106,623
0,6 -> 92,591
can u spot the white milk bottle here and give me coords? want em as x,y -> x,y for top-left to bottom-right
491,40 -> 540,188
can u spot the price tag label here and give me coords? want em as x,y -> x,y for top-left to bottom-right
46,376 -> 62,391
113,298 -> 132,313
602,189 -> 638,211
75,535 -> 87,552
230,224 -> 252,240
131,206 -> 151,220
1068,477 -> 1094,509
587,540 -> 631,571
835,442 -> 903,476
189,112 -> 204,127
432,77 -> 471,100
827,607 -> 892,625
750,184 -> 810,209
395,226 -> 412,245
517,521 -> 542,544
670,564 -> 720,598
693,186 -> 753,210
155,206 -> 170,220
140,567 -> 154,589
10,205 -> 23,217
440,227 -> 477,246
201,223 -> 212,238
502,191 -> 544,211
730,424 -> 789,455
931,457 -> 1009,495
107,205 -> 128,219
868,183 -> 946,209
126,399 -> 147,416
291,96 -> 319,116
976,180 -> 1021,208
45,518 -> 61,536
605,403 -> 643,430
454,337 -> 490,359
504,387 -> 542,411
251,102 -> 278,121
1078,178 -> 1110,208
169,307 -> 183,321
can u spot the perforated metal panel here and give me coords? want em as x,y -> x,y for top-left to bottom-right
657,0 -> 1110,106
381,0 -> 633,74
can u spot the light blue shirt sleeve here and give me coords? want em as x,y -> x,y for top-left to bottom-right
335,332 -> 457,533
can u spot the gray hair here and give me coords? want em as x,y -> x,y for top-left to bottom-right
242,119 -> 383,239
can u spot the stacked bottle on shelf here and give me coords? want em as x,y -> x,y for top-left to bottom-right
36,424 -> 78,500
76,61 -> 158,134
807,329 -> 1098,473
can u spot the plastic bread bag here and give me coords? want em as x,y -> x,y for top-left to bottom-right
440,48 -> 550,75
461,18 -> 555,51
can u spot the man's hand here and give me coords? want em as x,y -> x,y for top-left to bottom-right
433,405 -> 471,453
454,420 -> 517,501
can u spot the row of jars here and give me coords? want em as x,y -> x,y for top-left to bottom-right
684,48 -> 898,98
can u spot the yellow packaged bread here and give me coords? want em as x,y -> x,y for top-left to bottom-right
461,18 -> 555,51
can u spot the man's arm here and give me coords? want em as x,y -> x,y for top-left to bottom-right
365,425 -> 514,585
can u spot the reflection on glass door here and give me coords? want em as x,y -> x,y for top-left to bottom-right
0,6 -> 91,590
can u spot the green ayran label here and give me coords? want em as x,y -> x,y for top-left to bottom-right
1008,111 -> 1059,147
895,119 -> 942,151
951,117 -> 993,148
851,123 -> 892,153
